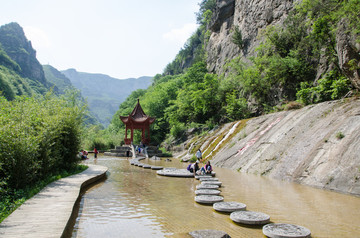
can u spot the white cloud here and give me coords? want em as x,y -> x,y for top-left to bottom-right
23,26 -> 51,49
163,23 -> 198,45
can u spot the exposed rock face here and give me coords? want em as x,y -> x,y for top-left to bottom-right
0,22 -> 49,88
336,19 -> 360,89
206,0 -> 295,74
175,98 -> 360,196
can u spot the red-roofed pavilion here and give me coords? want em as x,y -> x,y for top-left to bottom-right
120,99 -> 155,145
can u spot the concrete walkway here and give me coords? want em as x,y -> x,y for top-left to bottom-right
0,164 -> 108,238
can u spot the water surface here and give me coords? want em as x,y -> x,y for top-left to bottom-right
72,155 -> 360,237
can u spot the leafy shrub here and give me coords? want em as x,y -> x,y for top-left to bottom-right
170,122 -> 186,138
336,132 -> 345,140
232,26 -> 244,49
297,70 -> 351,105
0,92 -> 84,191
284,101 -> 303,110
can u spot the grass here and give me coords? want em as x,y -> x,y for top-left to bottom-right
202,119 -> 249,161
336,132 -> 345,140
0,164 -> 88,223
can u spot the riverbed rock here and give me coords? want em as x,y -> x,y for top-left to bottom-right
189,229 -> 231,238
150,156 -> 161,160
262,223 -> 311,238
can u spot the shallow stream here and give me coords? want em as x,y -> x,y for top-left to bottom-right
72,155 -> 360,237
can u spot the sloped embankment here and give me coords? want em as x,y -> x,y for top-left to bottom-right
176,98 -> 360,196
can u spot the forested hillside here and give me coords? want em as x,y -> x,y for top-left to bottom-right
99,0 -> 359,150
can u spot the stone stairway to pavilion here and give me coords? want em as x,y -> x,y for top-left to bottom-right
104,145 -> 164,158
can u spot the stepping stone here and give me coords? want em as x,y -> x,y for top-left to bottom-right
213,202 -> 246,213
199,177 -> 219,181
195,195 -> 224,204
151,166 -> 163,170
156,169 -> 194,177
195,175 -> 212,180
196,184 -> 219,190
143,164 -> 151,169
134,163 -> 140,166
138,164 -> 144,167
201,181 -> 222,187
262,223 -> 311,238
230,211 -> 270,225
189,229 -> 230,238
195,189 -> 221,195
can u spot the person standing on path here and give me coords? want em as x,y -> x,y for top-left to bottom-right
196,149 -> 202,162
94,147 -> 98,159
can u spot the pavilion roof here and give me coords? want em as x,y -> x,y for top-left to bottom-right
120,99 -> 155,125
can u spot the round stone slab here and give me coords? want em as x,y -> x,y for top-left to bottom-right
196,184 -> 219,190
201,181 -> 222,187
143,164 -> 151,169
151,166 -> 163,170
156,169 -> 194,177
195,189 -> 221,195
195,195 -> 224,204
213,202 -> 246,213
195,175 -> 212,180
230,211 -> 270,225
262,223 -> 311,238
199,177 -> 219,181
189,229 -> 230,238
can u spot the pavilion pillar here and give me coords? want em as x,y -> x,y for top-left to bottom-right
130,125 -> 134,144
125,125 -> 128,139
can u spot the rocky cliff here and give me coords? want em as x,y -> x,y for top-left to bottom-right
206,0 -> 360,90
0,23 -> 52,90
175,97 -> 360,196
206,0 -> 295,73
0,22 -> 55,95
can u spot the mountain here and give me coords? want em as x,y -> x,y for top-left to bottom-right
43,65 -> 74,94
0,22 -> 56,97
62,68 -> 152,127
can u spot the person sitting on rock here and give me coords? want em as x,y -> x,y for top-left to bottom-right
187,160 -> 200,175
201,161 -> 213,174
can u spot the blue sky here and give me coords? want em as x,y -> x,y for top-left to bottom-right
0,0 -> 200,79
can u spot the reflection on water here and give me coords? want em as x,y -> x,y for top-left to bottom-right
72,155 -> 360,238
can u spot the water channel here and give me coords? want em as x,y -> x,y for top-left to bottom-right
72,154 -> 360,237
